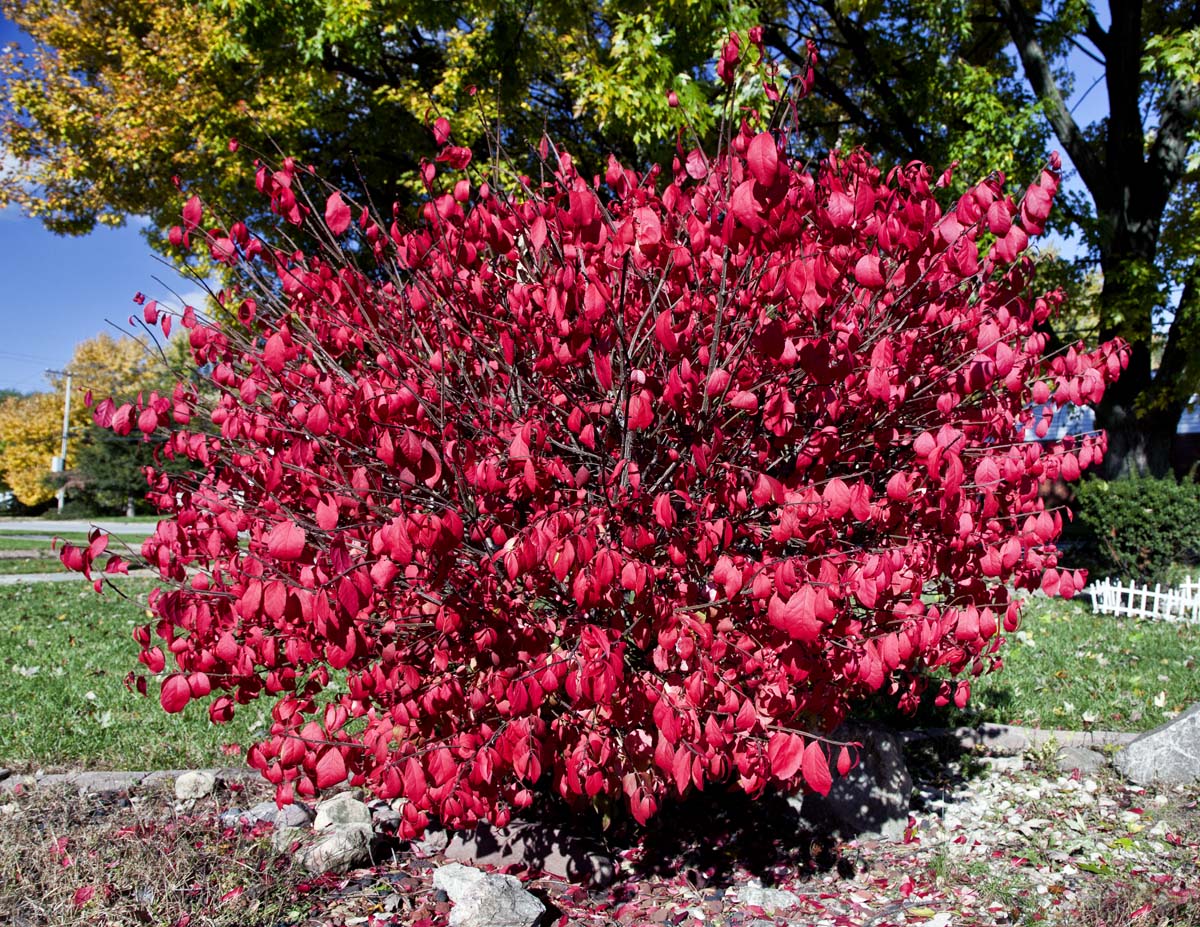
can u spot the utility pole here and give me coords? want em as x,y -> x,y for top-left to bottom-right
47,369 -> 72,513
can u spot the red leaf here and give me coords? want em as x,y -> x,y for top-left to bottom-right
628,390 -> 654,430
823,478 -> 852,518
182,195 -> 202,231
827,191 -> 854,228
767,731 -> 805,780
325,192 -> 352,236
433,116 -> 452,145
315,748 -> 347,789
802,740 -> 833,795
73,886 -> 95,907
836,745 -> 853,776
746,132 -> 779,187
266,521 -> 306,560
161,674 -> 191,714
853,254 -> 884,288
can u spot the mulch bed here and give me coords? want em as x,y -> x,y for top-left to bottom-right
1,741 -> 1196,927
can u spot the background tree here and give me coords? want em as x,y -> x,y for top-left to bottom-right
0,391 -> 61,506
0,334 -> 165,507
0,0 -> 747,242
756,0 -> 1199,476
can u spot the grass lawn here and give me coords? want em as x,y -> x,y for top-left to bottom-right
3,577 -> 1198,775
0,557 -> 67,575
948,593 -> 1200,732
0,580 -> 268,771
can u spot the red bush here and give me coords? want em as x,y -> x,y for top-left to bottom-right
69,49 -> 1125,836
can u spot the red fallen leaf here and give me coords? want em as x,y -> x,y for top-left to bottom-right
160,674 -> 191,713
747,132 -> 779,187
325,192 -> 352,236
73,886 -> 95,907
266,521 -> 306,560
802,740 -> 833,795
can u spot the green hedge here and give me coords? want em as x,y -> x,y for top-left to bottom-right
1075,474 -> 1200,582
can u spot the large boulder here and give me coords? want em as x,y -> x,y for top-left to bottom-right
432,863 -> 545,927
1115,703 -> 1200,786
794,722 -> 912,841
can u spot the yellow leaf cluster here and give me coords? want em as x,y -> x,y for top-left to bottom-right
0,392 -> 62,505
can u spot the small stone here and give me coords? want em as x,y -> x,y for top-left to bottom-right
219,808 -> 246,829
300,823 -> 373,874
432,863 -> 545,927
736,880 -> 801,914
245,801 -> 278,824
277,801 -> 314,827
313,792 -> 372,831
0,768 -> 10,782
412,826 -> 450,857
370,800 -> 401,830
1056,746 -> 1106,775
174,771 -> 217,801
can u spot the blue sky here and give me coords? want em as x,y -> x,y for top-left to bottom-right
0,10 -> 1109,395
0,14 -> 199,394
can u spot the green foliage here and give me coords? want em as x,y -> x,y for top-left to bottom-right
1076,474 -> 1200,582
65,426 -> 163,515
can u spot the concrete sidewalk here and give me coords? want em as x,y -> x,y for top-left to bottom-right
0,569 -> 158,586
0,518 -> 157,536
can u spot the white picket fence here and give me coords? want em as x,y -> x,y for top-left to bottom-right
1084,576 -> 1200,623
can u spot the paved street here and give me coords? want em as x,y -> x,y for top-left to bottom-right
0,518 -> 157,537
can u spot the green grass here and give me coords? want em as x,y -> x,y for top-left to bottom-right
0,557 -> 67,575
951,594 -> 1200,732
0,580 -> 268,771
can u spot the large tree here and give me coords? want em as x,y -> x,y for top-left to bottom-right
758,0 -> 1199,476
0,0 -> 746,240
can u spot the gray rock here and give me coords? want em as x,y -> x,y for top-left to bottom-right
445,821 -> 614,887
432,863 -> 545,927
412,826 -> 450,857
1115,702 -> 1200,786
174,771 -> 217,801
277,801 -> 315,827
370,800 -> 401,830
300,823 -> 373,874
795,722 -> 912,841
736,880 -> 801,913
272,824 -> 307,855
1056,746 -> 1107,775
313,792 -> 372,831
219,808 -> 246,829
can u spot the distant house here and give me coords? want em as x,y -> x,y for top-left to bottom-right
1026,399 -> 1200,475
